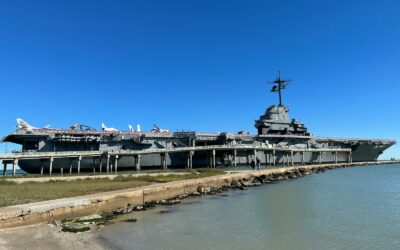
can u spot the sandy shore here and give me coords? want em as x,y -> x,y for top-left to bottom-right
0,224 -> 107,250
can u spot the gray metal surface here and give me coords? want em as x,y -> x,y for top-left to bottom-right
0,74 -> 396,173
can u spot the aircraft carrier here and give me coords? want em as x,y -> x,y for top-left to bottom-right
1,73 -> 396,173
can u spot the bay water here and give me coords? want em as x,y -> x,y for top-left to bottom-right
100,164 -> 400,250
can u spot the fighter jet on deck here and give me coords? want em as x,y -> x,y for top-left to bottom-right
151,124 -> 169,133
101,123 -> 118,132
16,118 -> 50,131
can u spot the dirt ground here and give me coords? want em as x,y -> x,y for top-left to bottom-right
0,223 -> 109,250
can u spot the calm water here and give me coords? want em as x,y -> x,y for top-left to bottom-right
100,164 -> 400,250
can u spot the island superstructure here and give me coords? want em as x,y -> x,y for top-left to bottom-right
1,73 -> 395,174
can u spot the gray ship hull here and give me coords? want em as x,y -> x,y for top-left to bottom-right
3,95 -> 395,174
17,142 -> 388,173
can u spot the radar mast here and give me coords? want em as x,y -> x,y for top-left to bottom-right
268,71 -> 291,106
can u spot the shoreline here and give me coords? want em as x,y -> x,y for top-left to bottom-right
0,162 -> 399,249
0,161 -> 399,230
0,161 -> 400,228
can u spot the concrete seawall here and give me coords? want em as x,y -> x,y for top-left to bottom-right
0,161 -> 399,229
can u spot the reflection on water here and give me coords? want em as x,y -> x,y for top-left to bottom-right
100,164 -> 400,250
2,169 -> 27,176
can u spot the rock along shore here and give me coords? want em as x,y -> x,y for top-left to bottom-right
0,161 -> 399,229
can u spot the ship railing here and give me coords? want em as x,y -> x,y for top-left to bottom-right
0,145 -> 352,161
0,150 -> 102,159
108,145 -> 352,156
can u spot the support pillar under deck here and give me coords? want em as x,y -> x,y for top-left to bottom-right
3,162 -> 7,176
69,160 -> 73,175
40,161 -> 44,176
49,157 -> 54,176
189,151 -> 193,169
106,155 -> 110,173
12,159 -> 18,177
233,150 -> 237,167
291,151 -> 294,166
136,155 -> 141,171
212,149 -> 216,168
319,152 -> 322,164
99,158 -> 103,173
272,150 -> 276,166
77,156 -> 82,175
114,155 -> 119,173
162,153 -> 168,170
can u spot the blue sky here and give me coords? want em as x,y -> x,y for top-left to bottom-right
0,0 -> 399,159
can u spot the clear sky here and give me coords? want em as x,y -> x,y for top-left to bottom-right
0,0 -> 399,159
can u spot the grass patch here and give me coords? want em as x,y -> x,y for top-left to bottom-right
61,225 -> 91,233
0,169 -> 224,207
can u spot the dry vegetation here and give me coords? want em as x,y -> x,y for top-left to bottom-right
0,169 -> 224,207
